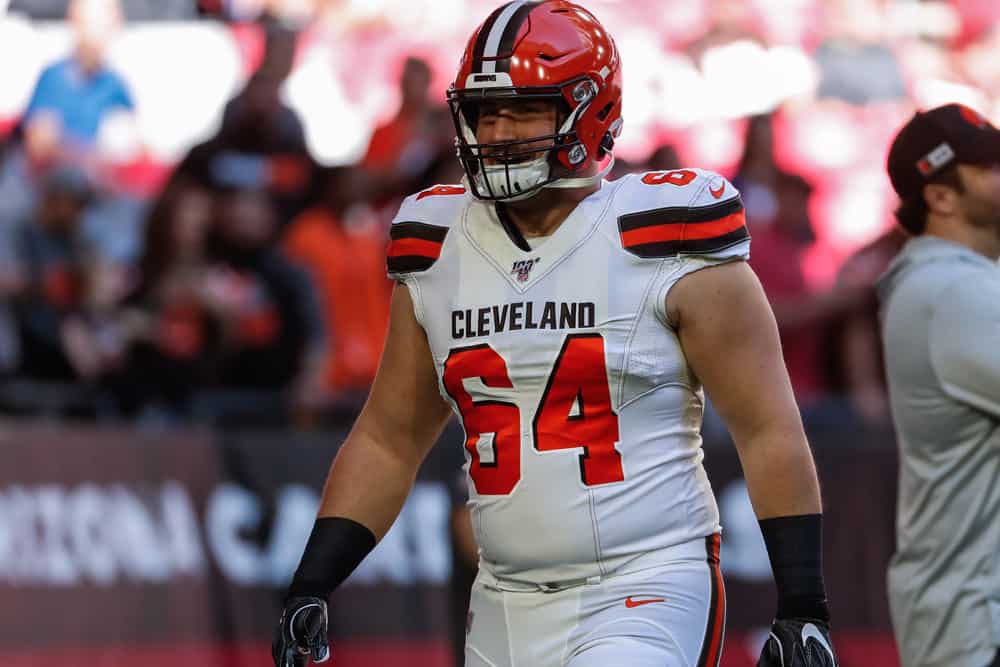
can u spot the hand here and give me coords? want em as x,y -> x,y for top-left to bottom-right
60,317 -> 104,381
197,267 -> 253,316
757,618 -> 837,667
272,597 -> 330,667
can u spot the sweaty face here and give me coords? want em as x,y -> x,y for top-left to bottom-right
474,99 -> 559,165
956,163 -> 1000,231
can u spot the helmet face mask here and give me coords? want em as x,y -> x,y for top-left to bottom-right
448,81 -> 589,201
448,1 -> 623,203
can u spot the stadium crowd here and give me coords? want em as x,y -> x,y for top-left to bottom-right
1,0 -> 998,430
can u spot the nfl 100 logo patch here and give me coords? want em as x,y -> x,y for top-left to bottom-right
510,258 -> 541,282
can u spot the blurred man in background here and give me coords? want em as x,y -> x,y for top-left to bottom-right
363,56 -> 451,180
0,0 -> 138,301
19,0 -> 135,151
3,165 -> 116,381
113,177 -> 220,418
831,227 -> 905,426
283,166 -> 392,408
200,187 -> 327,424
176,23 -> 315,229
880,103 -> 1000,667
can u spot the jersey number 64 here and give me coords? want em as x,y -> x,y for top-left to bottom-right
443,333 -> 623,495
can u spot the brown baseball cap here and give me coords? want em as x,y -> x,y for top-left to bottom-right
887,103 -> 1000,200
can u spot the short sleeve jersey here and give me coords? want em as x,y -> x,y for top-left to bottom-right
387,170 -> 750,584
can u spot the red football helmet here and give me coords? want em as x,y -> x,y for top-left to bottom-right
447,0 -> 623,201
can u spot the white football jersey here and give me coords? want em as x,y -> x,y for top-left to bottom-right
387,170 -> 750,585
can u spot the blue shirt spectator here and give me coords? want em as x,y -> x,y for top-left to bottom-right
23,58 -> 135,146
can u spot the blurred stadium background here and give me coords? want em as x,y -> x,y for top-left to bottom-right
1,0 -> 998,665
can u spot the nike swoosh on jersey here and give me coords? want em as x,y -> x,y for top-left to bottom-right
801,623 -> 835,660
624,596 -> 665,608
710,182 -> 726,199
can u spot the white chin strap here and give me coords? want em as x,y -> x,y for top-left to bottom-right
480,155 -> 552,202
472,155 -> 613,201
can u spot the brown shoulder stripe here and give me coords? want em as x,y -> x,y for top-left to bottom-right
618,197 -> 748,258
387,222 -> 449,273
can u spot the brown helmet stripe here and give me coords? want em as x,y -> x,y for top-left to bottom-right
494,1 -> 541,73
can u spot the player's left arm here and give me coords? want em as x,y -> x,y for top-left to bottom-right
669,259 -> 837,666
669,260 -> 820,518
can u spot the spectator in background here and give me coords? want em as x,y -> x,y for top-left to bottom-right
200,188 -> 327,424
113,178 -> 221,417
733,113 -> 777,188
0,115 -> 64,235
19,0 -> 135,151
175,24 -> 315,228
734,115 -> 867,416
363,56 -> 452,181
814,0 -> 906,105
4,165 -> 123,381
748,173 -> 838,406
2,0 -> 142,266
830,227 -> 906,426
283,166 -> 391,406
0,188 -> 30,376
0,121 -> 139,391
642,143 -> 681,173
683,0 -> 762,63
285,147 -> 463,410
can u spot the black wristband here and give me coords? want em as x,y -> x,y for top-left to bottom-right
758,513 -> 830,622
287,517 -> 376,600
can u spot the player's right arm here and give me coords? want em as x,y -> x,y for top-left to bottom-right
315,284 -> 453,535
273,284 -> 452,666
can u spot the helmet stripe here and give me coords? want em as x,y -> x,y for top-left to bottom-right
495,1 -> 541,74
479,1 -> 529,74
471,4 -> 507,74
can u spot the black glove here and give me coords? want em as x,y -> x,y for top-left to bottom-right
272,596 -> 330,667
757,618 -> 837,667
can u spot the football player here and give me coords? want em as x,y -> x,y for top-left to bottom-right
273,2 -> 837,666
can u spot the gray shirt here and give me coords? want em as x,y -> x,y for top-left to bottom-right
877,236 -> 1000,667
